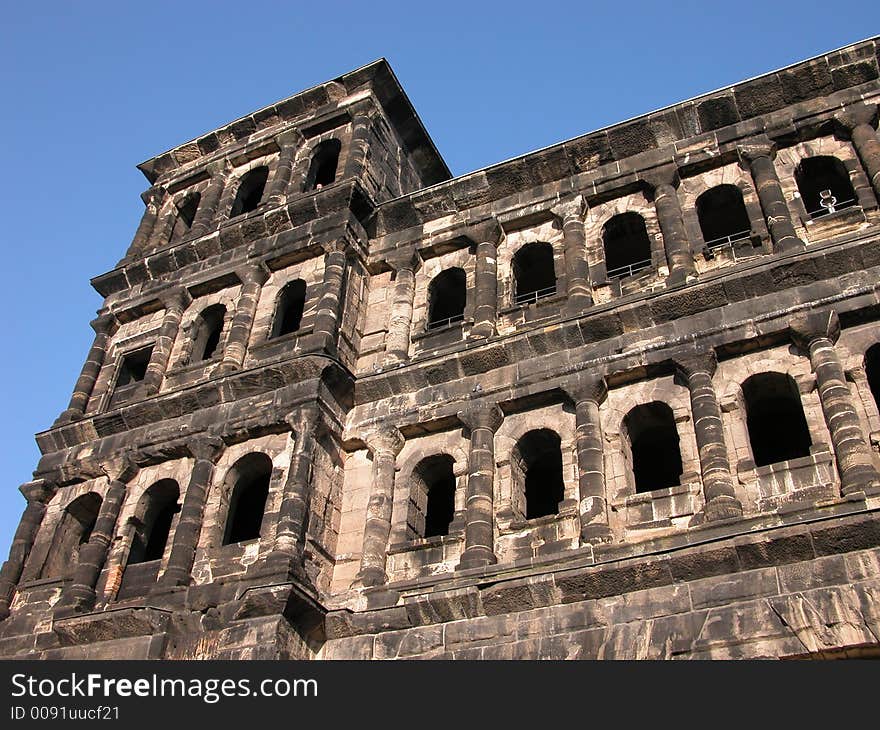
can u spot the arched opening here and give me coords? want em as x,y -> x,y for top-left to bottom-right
696,185 -> 752,246
603,213 -> 652,279
223,453 -> 273,545
40,492 -> 102,579
742,372 -> 812,467
304,139 -> 341,191
192,304 -> 225,362
427,267 -> 466,330
409,454 -> 456,539
795,156 -> 857,219
230,166 -> 269,217
271,279 -> 307,338
127,479 -> 180,565
115,347 -> 152,388
513,242 -> 557,305
512,429 -> 564,519
624,402 -> 683,493
170,192 -> 201,241
864,344 -> 880,413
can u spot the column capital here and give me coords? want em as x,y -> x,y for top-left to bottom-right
834,103 -> 878,137
363,424 -> 404,457
236,262 -> 270,287
550,195 -> 587,222
140,186 -> 168,208
159,286 -> 192,313
790,310 -> 841,351
671,348 -> 718,381
458,402 -> 504,433
321,240 -> 349,256
285,404 -> 323,437
641,164 -> 681,191
100,452 -> 140,484
185,434 -> 226,463
468,217 -> 504,246
19,479 -> 57,505
89,313 -> 118,336
561,374 -> 607,405
385,249 -> 421,274
275,128 -> 304,149
205,159 -> 232,178
737,136 -> 776,163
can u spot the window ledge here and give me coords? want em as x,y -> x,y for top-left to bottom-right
389,533 -> 464,555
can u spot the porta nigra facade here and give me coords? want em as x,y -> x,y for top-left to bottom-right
3,40 -> 880,660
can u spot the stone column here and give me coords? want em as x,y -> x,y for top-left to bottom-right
313,244 -> 349,351
266,130 -> 304,207
561,375 -> 613,543
790,311 -> 880,496
383,251 -> 420,364
158,435 -> 225,587
57,456 -> 138,614
126,187 -> 167,258
218,264 -> 269,374
836,103 -> 880,200
56,313 -> 119,424
343,112 -> 374,179
268,405 -> 322,576
355,425 -> 405,587
672,350 -> 743,521
142,287 -> 192,396
188,162 -> 228,239
551,196 -> 593,313
469,219 -> 503,340
0,480 -> 56,621
457,403 -> 504,570
644,166 -> 695,284
738,138 -> 805,253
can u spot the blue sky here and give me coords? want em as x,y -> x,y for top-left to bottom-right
0,1 -> 876,554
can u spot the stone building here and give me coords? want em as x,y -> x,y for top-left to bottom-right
2,39 -> 880,660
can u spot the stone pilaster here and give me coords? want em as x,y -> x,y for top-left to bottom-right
561,375 -> 613,543
313,243 -> 349,352
266,130 -> 304,207
836,103 -> 880,201
56,456 -> 139,615
126,186 -> 167,258
644,166 -> 695,284
188,162 -> 228,239
469,219 -> 503,340
0,480 -> 57,621
268,405 -> 323,577
790,310 -> 880,496
738,138 -> 805,253
672,350 -> 743,521
383,251 -> 420,364
142,287 -> 192,396
457,403 -> 504,570
354,425 -> 405,587
218,264 -> 269,374
56,313 -> 119,424
158,435 -> 225,587
551,196 -> 593,313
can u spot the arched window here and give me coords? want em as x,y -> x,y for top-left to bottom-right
742,372 -> 812,467
230,166 -> 269,217
795,156 -> 857,219
192,304 -> 225,362
696,185 -> 752,247
304,140 -> 341,191
624,402 -> 683,493
513,242 -> 556,305
170,192 -> 201,241
512,429 -> 565,519
271,279 -> 307,338
223,453 -> 273,545
427,268 -> 466,330
408,454 -> 456,539
115,347 -> 152,388
40,492 -> 102,579
603,213 -> 652,279
128,480 -> 180,565
864,344 -> 880,413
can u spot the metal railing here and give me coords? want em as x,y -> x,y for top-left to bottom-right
606,258 -> 652,279
807,196 -> 857,220
514,285 -> 556,306
703,229 -> 752,249
426,313 -> 465,331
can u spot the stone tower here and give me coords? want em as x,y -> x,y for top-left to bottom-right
2,40 -> 880,659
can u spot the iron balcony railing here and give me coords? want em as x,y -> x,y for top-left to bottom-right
606,258 -> 652,280
514,285 -> 556,306
807,197 -> 856,219
703,229 -> 752,249
426,312 -> 465,331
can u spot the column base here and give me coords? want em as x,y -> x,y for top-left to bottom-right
666,267 -> 696,287
841,467 -> 880,497
264,551 -> 310,584
704,495 -> 743,522
155,567 -> 192,589
580,523 -> 614,544
352,566 -> 387,589
468,323 -> 495,340
457,546 -> 497,571
776,238 -> 807,254
563,294 -> 593,316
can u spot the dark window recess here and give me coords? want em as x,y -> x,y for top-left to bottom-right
170,192 -> 201,241
427,268 -> 466,329
223,454 -> 272,545
116,347 -> 152,388
272,280 -> 307,338
410,454 -> 456,539
513,242 -> 556,305
743,373 -> 812,467
128,479 -> 180,565
304,139 -> 341,191
192,305 -> 226,362
624,402 -> 683,493
795,156 -> 857,218
39,492 -> 102,579
603,213 -> 652,279
697,185 -> 752,246
230,167 -> 269,217
865,344 -> 880,412
513,429 -> 565,519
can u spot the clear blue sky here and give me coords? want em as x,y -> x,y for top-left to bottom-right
0,1 -> 876,554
